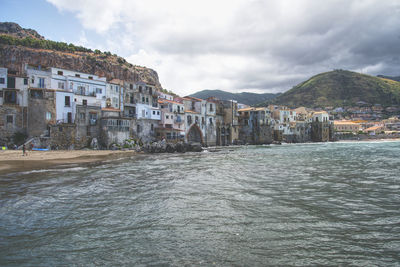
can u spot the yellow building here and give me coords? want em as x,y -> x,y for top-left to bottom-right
333,120 -> 361,132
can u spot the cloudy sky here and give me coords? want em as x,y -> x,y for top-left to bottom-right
1,0 -> 400,96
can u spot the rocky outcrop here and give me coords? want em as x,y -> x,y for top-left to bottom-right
143,141 -> 203,153
0,22 -> 44,40
0,22 -> 161,87
0,45 -> 161,87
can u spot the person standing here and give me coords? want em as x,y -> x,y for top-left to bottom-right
22,144 -> 27,156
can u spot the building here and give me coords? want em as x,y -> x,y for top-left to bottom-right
311,111 -> 332,142
157,98 -> 185,141
0,67 -> 29,145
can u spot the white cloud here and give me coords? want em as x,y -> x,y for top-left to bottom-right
47,0 -> 400,95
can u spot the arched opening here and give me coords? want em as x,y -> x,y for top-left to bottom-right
187,124 -> 203,143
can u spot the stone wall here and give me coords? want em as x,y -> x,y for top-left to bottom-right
0,105 -> 26,142
49,124 -> 79,150
134,119 -> 157,143
28,89 -> 56,137
311,122 -> 330,142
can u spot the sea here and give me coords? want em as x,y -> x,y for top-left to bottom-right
0,141 -> 399,266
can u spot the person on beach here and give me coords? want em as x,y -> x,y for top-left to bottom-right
22,144 -> 27,156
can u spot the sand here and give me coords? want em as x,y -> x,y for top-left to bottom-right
0,150 -> 137,175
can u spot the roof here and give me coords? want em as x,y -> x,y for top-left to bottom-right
158,99 -> 183,105
109,78 -> 124,85
102,108 -> 120,112
183,96 -> 203,101
238,108 -> 253,112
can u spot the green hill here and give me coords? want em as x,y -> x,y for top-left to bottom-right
268,70 -> 400,108
189,89 -> 279,106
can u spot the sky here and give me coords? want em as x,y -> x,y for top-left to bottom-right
1,0 -> 400,96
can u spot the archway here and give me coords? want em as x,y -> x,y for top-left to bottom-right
187,124 -> 203,143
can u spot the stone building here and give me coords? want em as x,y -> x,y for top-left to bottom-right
311,111 -> 331,142
0,67 -> 29,145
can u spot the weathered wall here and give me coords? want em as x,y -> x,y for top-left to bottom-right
28,89 -> 56,137
49,124 -> 82,149
134,119 -> 157,143
0,105 -> 27,144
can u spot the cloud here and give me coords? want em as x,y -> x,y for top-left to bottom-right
47,0 -> 400,95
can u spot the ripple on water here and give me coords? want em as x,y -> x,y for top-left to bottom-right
1,141 -> 400,266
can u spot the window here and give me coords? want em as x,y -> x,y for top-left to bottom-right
88,76 -> 93,80
6,115 -> 13,124
38,78 -> 45,88
157,111 -> 160,115
130,84 -> 133,90
0,78 -> 4,84
151,124 -> 154,131
57,71 -> 63,75
201,117 -> 205,125
137,124 -> 141,133
115,86 -> 119,93
89,113 -> 97,125
4,90 -> 17,104
209,118 -> 213,124
67,112 -> 72,123
24,78 -> 28,85
195,116 -> 199,124
96,88 -> 102,94
153,111 -> 156,115
7,77 -> 15,88
77,86 -> 85,95
79,113 -> 85,120
75,74 -> 80,77
146,97 -> 149,103
139,86 -> 142,93
171,115 -> 173,119
65,96 -> 70,107
130,95 -> 134,104
31,77 -> 35,84
58,82 -> 64,89
166,115 -> 169,119
187,115 -> 192,125
142,96 -> 145,102
46,112 -> 52,120
83,99 -> 87,106
210,104 -> 213,112
149,88 -> 152,94
30,90 -> 43,99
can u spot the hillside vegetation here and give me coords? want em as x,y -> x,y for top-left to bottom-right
189,89 -> 279,105
0,22 -> 161,87
269,70 -> 400,107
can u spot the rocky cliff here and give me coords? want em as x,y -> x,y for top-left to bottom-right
0,22 -> 161,88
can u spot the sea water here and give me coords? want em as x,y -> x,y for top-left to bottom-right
0,141 -> 399,266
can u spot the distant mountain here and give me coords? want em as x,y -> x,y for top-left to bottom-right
189,89 -> 280,106
263,70 -> 400,108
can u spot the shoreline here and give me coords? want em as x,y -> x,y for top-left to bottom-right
1,138 -> 399,175
0,150 -> 138,175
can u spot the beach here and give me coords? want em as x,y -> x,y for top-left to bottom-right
0,150 -> 137,175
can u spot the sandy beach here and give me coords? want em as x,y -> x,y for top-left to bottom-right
0,150 -> 137,175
